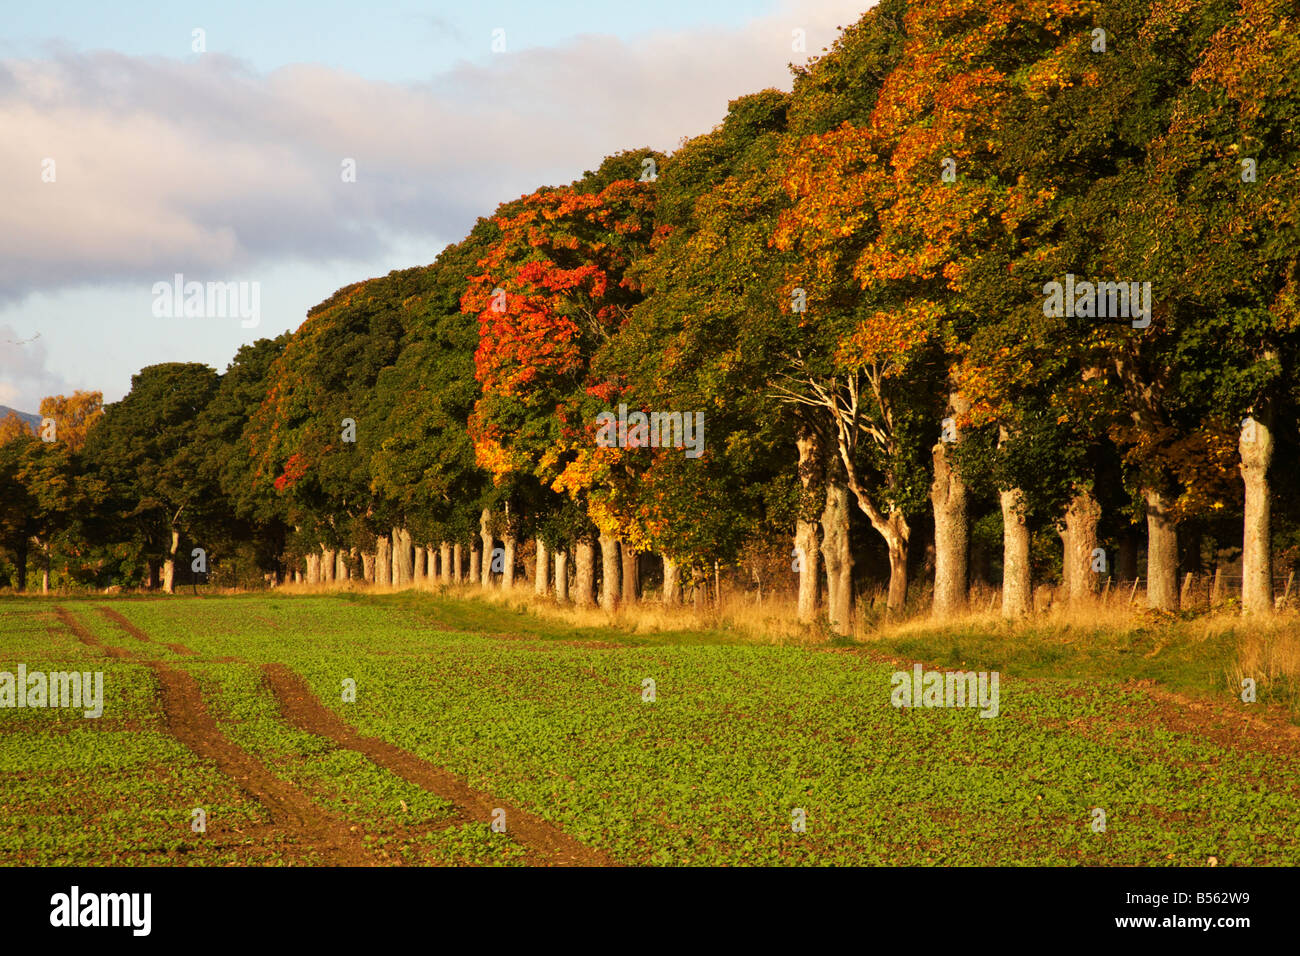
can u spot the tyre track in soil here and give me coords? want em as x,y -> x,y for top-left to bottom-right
95,606 -> 197,656
86,605 -> 614,866
57,606 -> 380,865
262,662 -> 615,867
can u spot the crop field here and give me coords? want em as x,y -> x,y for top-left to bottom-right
2,593 -> 1299,867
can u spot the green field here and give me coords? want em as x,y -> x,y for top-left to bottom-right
2,593 -> 1298,866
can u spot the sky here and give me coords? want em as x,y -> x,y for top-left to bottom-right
0,0 -> 870,412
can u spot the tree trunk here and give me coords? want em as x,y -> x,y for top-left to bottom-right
479,510 -> 493,588
1143,487 -> 1179,611
884,514 -> 909,615
400,529 -> 414,585
392,527 -> 412,587
1000,487 -> 1031,619
1060,485 -> 1101,606
930,393 -> 969,618
794,428 -> 821,624
1240,410 -> 1274,615
470,546 -> 481,585
503,534 -> 517,589
621,546 -> 639,604
453,543 -> 464,582
554,549 -> 569,602
341,549 -> 353,581
574,541 -> 596,607
440,542 -> 452,585
534,537 -> 549,596
321,547 -> 335,584
795,517 -> 821,623
598,533 -> 620,612
820,480 -> 853,634
163,528 -> 180,594
362,552 -> 375,583
660,554 -> 681,606
376,535 -> 392,587
414,545 -> 427,583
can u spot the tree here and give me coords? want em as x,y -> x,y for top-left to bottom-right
83,364 -> 220,592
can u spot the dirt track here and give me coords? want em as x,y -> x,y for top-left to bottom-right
263,662 -> 613,867
59,605 -> 613,866
58,606 -> 380,865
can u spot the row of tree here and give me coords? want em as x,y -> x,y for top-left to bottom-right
4,0 -> 1299,632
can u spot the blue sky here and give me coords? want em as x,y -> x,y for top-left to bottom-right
0,0 -> 866,412
2,1 -> 778,81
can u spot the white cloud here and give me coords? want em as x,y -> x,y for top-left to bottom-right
0,0 -> 867,304
0,325 -> 69,412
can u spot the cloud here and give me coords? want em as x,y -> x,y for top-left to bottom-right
0,0 -> 866,304
0,324 -> 68,411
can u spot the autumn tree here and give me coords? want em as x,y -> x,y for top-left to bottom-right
465,151 -> 659,606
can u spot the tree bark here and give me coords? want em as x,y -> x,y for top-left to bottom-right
598,533 -> 620,611
362,552 -> 375,583
574,541 -> 596,607
163,528 -> 180,594
662,555 -> 680,605
453,543 -> 464,582
414,545 -> 427,583
1000,487 -> 1031,619
440,542 -> 452,585
930,392 -> 970,618
554,548 -> 569,602
820,479 -> 853,634
321,548 -> 335,584
534,537 -> 549,596
795,428 -> 821,624
376,535 -> 392,587
1240,410 -> 1274,615
1060,485 -> 1101,606
884,516 -> 909,615
621,545 -> 639,604
840,470 -> 907,617
503,534 -> 517,589
1143,487 -> 1179,611
479,510 -> 493,588
393,528 -> 412,587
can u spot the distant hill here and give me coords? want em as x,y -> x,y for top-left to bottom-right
0,405 -> 41,434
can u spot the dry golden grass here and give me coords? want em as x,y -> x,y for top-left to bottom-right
1232,621 -> 1300,713
41,572 -> 1300,717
